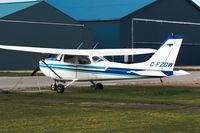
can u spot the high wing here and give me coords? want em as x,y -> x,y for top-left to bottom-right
0,45 -> 156,56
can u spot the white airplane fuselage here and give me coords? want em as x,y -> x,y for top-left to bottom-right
39,57 -> 145,81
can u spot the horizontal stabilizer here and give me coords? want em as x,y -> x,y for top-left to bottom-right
173,70 -> 190,76
128,70 -> 166,77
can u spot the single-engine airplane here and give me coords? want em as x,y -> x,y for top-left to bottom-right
0,34 -> 189,93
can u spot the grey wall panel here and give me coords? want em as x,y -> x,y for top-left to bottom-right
0,51 -> 33,70
0,22 -> 89,48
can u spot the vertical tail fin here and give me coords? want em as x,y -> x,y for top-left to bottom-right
144,34 -> 183,73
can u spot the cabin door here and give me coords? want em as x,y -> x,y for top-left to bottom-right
63,55 -> 77,80
76,56 -> 96,80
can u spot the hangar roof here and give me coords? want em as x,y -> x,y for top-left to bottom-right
45,0 -> 156,21
0,1 -> 40,18
192,0 -> 200,7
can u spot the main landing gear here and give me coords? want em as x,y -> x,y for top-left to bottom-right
50,80 -> 104,93
90,81 -> 104,90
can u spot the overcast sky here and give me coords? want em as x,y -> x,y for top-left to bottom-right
0,0 -> 37,3
192,0 -> 200,6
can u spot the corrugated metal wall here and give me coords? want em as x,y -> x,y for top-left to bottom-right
121,0 -> 200,65
0,2 -> 93,70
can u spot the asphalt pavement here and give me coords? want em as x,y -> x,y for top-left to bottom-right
0,71 -> 200,91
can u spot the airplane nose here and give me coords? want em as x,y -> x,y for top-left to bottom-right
38,60 -> 47,76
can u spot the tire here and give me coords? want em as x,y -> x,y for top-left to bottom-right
95,83 -> 104,90
56,84 -> 64,93
50,84 -> 57,91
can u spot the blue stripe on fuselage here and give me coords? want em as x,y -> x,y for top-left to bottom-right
39,63 -> 173,77
39,63 -> 139,77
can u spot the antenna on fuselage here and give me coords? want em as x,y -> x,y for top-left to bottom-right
93,42 -> 99,49
76,42 -> 84,49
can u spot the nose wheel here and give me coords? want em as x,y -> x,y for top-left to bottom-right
50,83 -> 57,91
56,84 -> 64,93
50,83 -> 65,93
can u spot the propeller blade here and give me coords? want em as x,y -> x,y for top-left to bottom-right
30,66 -> 40,76
31,54 -> 52,76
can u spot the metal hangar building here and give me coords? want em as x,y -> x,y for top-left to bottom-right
0,0 -> 200,70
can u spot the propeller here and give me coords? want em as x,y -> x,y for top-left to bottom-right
31,54 -> 52,76
30,65 -> 40,76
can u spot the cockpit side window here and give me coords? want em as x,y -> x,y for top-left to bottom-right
77,56 -> 91,64
56,54 -> 62,61
64,55 -> 76,64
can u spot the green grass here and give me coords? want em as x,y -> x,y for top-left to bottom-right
1,86 -> 200,133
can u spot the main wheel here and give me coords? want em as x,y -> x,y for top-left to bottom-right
95,83 -> 104,90
50,83 -> 57,91
56,84 -> 64,93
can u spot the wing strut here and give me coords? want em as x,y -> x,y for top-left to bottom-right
64,79 -> 78,88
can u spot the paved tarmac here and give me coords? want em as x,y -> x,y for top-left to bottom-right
0,71 -> 200,91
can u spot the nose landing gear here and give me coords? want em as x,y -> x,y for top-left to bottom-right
50,83 -> 64,93
50,83 -> 57,91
